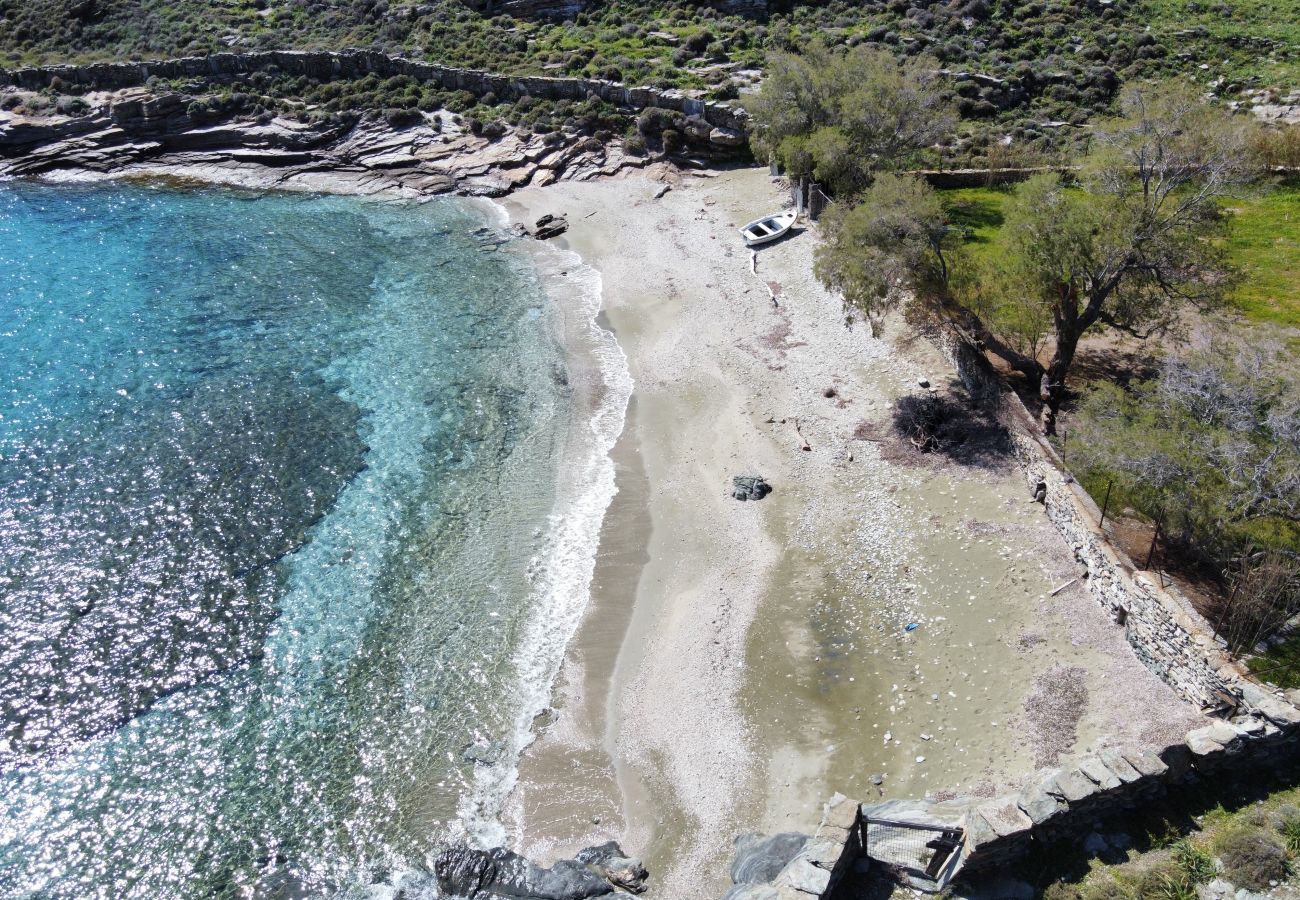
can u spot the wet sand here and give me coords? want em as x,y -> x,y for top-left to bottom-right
501,167 -> 1205,899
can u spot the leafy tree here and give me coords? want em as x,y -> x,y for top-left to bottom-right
1009,83 -> 1255,430
814,173 -> 953,334
813,82 -> 1256,432
745,42 -> 955,195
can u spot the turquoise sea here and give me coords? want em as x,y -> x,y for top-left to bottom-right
0,181 -> 629,898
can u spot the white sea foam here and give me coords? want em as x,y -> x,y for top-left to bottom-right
454,207 -> 634,848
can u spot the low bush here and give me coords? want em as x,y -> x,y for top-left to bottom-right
1081,873 -> 1133,900
1215,828 -> 1289,891
1278,817 -> 1300,856
1171,839 -> 1216,884
1134,863 -> 1196,900
1042,882 -> 1085,900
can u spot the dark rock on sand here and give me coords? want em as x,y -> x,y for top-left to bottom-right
532,213 -> 569,240
434,841 -> 648,899
574,842 -> 649,894
730,475 -> 772,501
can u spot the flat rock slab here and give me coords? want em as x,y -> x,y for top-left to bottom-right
1077,756 -> 1122,790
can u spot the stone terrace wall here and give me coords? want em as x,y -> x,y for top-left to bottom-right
0,50 -> 749,133
720,339 -> 1300,900
726,717 -> 1300,897
944,338 -> 1278,713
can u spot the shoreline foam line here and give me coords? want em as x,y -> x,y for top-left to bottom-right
457,202 -> 634,848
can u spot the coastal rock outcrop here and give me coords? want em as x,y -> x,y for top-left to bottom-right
0,94 -> 653,197
531,213 -> 569,240
574,842 -> 649,894
434,842 -> 647,899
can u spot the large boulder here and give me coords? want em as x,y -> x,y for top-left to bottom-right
574,842 -> 649,894
708,127 -> 747,147
729,833 -> 809,885
433,846 -> 614,900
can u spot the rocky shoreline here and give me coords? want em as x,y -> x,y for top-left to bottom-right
0,50 -> 752,198
0,88 -> 675,198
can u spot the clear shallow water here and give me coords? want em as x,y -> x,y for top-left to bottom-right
0,182 -> 626,898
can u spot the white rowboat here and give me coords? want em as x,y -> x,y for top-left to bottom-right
739,210 -> 797,246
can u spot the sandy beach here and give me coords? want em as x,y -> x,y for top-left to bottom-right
502,166 -> 1207,899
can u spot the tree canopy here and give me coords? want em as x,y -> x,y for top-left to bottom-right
812,82 -> 1257,431
1072,341 -> 1300,652
745,42 -> 956,196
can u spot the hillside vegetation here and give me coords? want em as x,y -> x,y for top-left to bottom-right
0,0 -> 1296,166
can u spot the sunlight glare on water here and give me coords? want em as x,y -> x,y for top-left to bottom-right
0,182 -> 588,898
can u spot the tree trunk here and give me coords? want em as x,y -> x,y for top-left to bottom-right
1040,330 -> 1081,436
940,298 -> 1043,385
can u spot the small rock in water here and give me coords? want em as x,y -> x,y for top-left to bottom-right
870,774 -> 885,786
461,739 -> 505,766
731,475 -> 773,501
915,756 -> 926,763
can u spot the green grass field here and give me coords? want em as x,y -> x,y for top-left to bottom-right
940,180 -> 1300,327
940,185 -> 1012,269
1221,177 -> 1300,327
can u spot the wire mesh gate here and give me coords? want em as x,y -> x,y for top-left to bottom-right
860,816 -> 964,887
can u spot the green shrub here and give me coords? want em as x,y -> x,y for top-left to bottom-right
1171,839 -> 1216,884
1081,873 -> 1133,900
384,107 -> 422,128
1215,827 -> 1289,891
1043,882 -> 1084,900
1134,863 -> 1195,900
623,129 -> 647,155
1278,818 -> 1300,856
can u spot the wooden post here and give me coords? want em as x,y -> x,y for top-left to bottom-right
1144,520 -> 1161,571
1214,556 -> 1247,638
1099,479 -> 1113,527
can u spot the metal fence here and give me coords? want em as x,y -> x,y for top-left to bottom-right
860,817 -> 964,886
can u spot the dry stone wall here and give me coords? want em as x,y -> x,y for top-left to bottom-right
717,340 -> 1300,900
944,338 -> 1266,713
0,49 -> 749,135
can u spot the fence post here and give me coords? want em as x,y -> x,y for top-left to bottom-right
1144,520 -> 1161,571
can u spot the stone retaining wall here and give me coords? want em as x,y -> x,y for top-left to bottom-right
944,338 -> 1263,712
718,340 -> 1300,900
0,50 -> 749,133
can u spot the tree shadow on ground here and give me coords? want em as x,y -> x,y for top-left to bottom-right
872,388 -> 1014,471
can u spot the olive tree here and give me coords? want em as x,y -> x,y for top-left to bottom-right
746,42 -> 955,196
